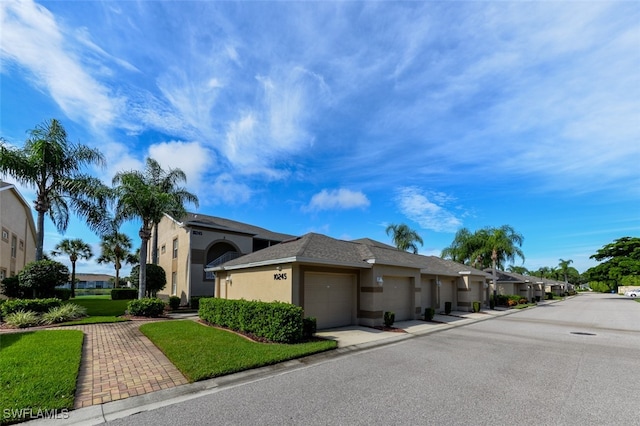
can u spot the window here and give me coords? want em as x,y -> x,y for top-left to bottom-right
1,228 -> 8,242
171,272 -> 177,296
172,238 -> 178,259
0,269 -> 6,280
161,244 -> 166,254
10,235 -> 17,258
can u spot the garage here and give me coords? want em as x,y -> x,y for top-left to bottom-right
382,276 -> 413,321
304,272 -> 355,329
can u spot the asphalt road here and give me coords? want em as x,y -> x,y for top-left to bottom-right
105,293 -> 640,426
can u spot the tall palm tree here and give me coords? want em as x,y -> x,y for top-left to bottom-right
51,238 -> 93,298
97,226 -> 136,288
558,258 -> 573,293
441,227 -> 485,265
144,158 -> 199,264
113,158 -> 197,299
0,119 -> 108,260
385,223 -> 423,254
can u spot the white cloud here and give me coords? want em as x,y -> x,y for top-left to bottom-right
148,140 -> 214,194
0,0 -> 122,128
304,189 -> 370,212
395,186 -> 462,233
210,174 -> 252,205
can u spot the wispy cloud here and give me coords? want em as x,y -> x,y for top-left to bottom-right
0,0 -> 122,128
304,189 -> 370,212
147,141 -> 214,195
395,187 -> 462,233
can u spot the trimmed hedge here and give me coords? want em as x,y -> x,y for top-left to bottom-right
383,311 -> 395,327
303,317 -> 317,338
1,298 -> 62,317
190,296 -> 203,310
54,288 -> 72,301
444,301 -> 452,315
472,301 -> 481,313
111,288 -> 138,300
424,307 -> 435,321
169,296 -> 181,310
199,298 -> 304,343
127,298 -> 166,317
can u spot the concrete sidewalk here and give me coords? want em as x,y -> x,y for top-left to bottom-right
25,304 -> 541,425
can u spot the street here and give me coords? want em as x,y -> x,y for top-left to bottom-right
105,293 -> 640,425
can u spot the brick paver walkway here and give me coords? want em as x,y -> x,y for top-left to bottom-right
70,321 -> 189,408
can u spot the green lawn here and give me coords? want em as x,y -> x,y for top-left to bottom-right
0,330 -> 83,425
139,320 -> 337,382
68,298 -> 129,316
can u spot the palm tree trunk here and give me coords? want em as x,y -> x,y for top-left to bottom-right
35,209 -> 46,261
70,260 -> 76,298
152,225 -> 159,265
138,227 -> 151,299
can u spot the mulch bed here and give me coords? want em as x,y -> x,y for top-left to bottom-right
371,325 -> 407,333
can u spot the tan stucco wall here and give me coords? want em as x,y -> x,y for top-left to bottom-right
0,187 -> 36,280
216,265 -> 293,303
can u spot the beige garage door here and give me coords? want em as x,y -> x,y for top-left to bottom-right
304,272 -> 355,329
383,276 -> 413,321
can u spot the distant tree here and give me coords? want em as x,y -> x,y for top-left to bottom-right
0,119 -> 108,260
507,265 -> 529,275
586,237 -> 640,289
442,225 -> 524,271
1,276 -> 23,298
441,228 -> 480,264
96,217 -> 136,288
18,260 -> 69,298
558,258 -> 573,292
51,238 -> 93,298
129,264 -> 166,297
386,223 -> 423,254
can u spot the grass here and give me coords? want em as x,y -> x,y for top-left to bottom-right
67,298 -> 129,316
60,316 -> 129,326
0,330 -> 83,425
139,320 -> 337,382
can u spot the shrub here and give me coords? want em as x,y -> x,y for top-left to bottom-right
1,276 -> 24,298
518,298 -> 528,305
472,301 -> 481,313
1,298 -> 62,317
190,296 -> 202,309
111,288 -> 138,300
4,310 -> 41,328
444,301 -> 452,315
489,296 -> 495,310
424,307 -> 435,321
546,292 -> 553,300
169,296 -> 181,310
383,311 -> 395,327
127,298 -> 166,317
54,288 -> 72,301
199,298 -> 304,343
130,264 -> 166,297
303,317 -> 317,338
507,299 -> 518,307
18,260 -> 69,298
41,304 -> 87,324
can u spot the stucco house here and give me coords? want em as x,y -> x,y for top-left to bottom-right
153,213 -> 294,305
0,181 -> 36,284
208,232 -> 490,329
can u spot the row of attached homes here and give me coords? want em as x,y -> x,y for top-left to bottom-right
153,212 -> 571,329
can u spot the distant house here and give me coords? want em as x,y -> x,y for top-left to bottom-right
0,181 -> 36,284
74,273 -> 115,289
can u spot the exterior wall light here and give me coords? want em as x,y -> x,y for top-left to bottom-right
376,276 -> 384,286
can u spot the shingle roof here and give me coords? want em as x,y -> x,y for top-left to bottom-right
174,212 -> 296,242
212,232 -> 489,278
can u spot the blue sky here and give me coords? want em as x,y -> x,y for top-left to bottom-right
1,0 -> 639,277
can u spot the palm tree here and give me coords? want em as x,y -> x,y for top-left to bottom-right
558,258 -> 573,293
507,265 -> 529,275
385,223 -> 423,254
0,119 -> 108,260
441,227 -> 485,265
97,227 -> 136,289
51,238 -> 93,298
113,158 -> 197,299
144,158 -> 199,264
